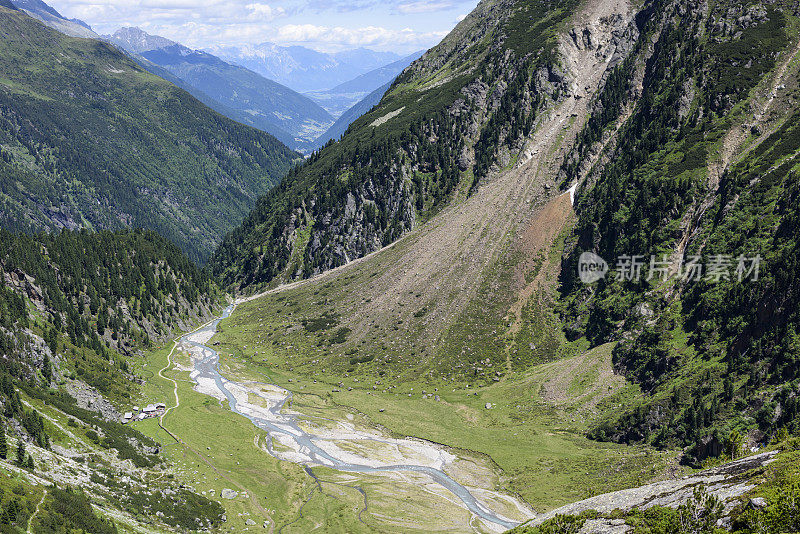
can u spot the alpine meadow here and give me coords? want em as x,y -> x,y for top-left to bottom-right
1,0 -> 800,533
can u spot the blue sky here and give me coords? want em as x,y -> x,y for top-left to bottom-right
47,0 -> 480,53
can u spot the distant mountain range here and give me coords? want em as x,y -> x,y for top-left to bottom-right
328,51 -> 425,95
7,0 -> 420,152
315,81 -> 393,146
306,50 -> 425,117
206,43 -> 402,93
105,28 -> 334,153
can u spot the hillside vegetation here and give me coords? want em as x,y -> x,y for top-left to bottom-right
0,228 -> 219,403
210,0 -> 582,289
0,228 -> 226,532
0,5 -> 299,263
557,0 -> 800,465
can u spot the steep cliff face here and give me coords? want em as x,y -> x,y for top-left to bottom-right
210,0 -> 590,290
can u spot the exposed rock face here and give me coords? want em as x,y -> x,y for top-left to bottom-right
65,381 -> 121,421
579,518 -> 631,533
530,451 -> 778,526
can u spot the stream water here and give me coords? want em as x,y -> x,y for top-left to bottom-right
181,304 -> 521,531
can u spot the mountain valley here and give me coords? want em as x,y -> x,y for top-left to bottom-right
1,0 -> 800,532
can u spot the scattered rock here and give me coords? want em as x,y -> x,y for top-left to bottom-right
579,518 -> 630,533
221,488 -> 238,499
749,497 -> 767,509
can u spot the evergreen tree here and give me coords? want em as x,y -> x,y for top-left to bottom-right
25,455 -> 34,470
15,441 -> 24,465
0,418 -> 6,459
42,354 -> 52,383
6,498 -> 20,524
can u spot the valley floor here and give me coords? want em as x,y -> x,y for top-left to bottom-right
130,307 -> 684,533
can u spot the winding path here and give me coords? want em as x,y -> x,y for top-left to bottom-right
156,314 -> 273,525
27,490 -> 46,534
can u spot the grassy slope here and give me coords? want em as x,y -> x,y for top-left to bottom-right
0,6 -> 299,263
202,326 -> 679,516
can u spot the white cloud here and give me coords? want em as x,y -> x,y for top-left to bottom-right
274,23 -> 445,49
46,0 -> 474,52
397,1 -> 454,14
246,3 -> 285,20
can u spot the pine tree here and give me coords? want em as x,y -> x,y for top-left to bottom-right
0,418 -> 6,459
6,498 -> 20,524
42,354 -> 52,383
25,455 -> 34,471
15,441 -> 25,465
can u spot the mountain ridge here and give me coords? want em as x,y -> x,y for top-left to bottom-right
9,0 -> 95,37
209,0 -> 588,288
105,27 -> 334,152
0,6 -> 300,263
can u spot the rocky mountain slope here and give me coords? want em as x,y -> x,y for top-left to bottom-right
106,27 -> 334,153
212,0 -> 629,385
0,5 -> 300,263
511,447 -> 800,533
555,0 -> 800,464
209,0 -> 596,288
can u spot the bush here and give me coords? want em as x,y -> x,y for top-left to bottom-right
736,482 -> 800,533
